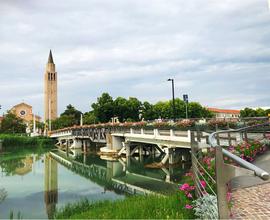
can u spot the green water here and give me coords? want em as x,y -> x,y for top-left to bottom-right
0,147 -> 190,219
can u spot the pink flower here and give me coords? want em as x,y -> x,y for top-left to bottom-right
185,204 -> 193,209
189,186 -> 195,190
187,193 -> 193,198
200,180 -> 206,188
185,172 -> 193,177
179,183 -> 190,191
226,192 -> 232,202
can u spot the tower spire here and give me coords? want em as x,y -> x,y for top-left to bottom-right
48,50 -> 54,64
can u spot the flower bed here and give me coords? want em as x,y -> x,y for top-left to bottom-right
179,140 -> 270,219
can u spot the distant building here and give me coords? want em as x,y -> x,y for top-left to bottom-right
207,107 -> 240,119
10,102 -> 41,123
44,50 -> 58,122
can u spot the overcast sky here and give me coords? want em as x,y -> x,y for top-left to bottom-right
0,0 -> 270,118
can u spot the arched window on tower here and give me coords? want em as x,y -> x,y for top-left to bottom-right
53,73 -> 56,81
48,72 -> 50,81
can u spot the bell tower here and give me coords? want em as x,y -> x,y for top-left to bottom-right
44,50 -> 58,123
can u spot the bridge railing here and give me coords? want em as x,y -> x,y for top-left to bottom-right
191,122 -> 270,219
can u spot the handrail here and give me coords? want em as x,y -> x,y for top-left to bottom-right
208,122 -> 270,180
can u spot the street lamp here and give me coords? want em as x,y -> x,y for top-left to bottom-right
167,78 -> 176,121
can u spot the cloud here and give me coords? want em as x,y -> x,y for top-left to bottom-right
0,0 -> 270,118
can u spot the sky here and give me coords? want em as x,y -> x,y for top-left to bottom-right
0,0 -> 270,118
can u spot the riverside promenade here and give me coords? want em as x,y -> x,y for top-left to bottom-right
231,150 -> 270,219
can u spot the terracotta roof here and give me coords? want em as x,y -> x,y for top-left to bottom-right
207,107 -> 240,114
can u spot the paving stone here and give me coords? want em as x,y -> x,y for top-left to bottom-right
231,182 -> 270,219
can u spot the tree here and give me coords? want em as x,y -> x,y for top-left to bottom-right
61,104 -> 82,124
188,102 -> 213,118
0,111 -> 26,133
92,93 -> 114,123
240,108 -> 261,117
125,97 -> 142,121
83,112 -> 97,125
51,105 -> 82,130
141,101 -> 157,120
113,97 -> 129,122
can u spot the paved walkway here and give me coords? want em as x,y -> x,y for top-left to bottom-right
231,150 -> 270,219
231,182 -> 270,219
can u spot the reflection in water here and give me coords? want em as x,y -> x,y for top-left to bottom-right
44,155 -> 58,219
0,188 -> 7,204
0,147 -> 190,219
54,148 -> 191,195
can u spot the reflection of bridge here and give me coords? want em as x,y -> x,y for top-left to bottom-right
49,150 -> 181,195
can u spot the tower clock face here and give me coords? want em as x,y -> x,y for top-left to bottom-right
20,110 -> 26,116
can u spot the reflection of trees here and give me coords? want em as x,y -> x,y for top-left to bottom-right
0,158 -> 24,176
0,188 -> 7,204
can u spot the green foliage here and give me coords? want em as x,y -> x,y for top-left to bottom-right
52,93 -> 213,129
92,93 -> 114,123
61,104 -> 82,123
240,107 -> 270,117
0,111 -> 26,134
55,193 -> 194,219
0,134 -> 55,149
141,101 -> 156,120
51,105 -> 82,130
83,111 -> 97,125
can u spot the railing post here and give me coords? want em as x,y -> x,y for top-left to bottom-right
141,128 -> 144,135
130,128 -> 134,134
190,131 -> 199,197
215,145 -> 230,219
227,124 -> 232,146
170,129 -> 175,137
244,130 -> 248,142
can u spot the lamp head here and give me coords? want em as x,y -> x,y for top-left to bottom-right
167,78 -> 173,81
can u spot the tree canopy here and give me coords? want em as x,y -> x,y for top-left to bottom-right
240,108 -> 270,117
0,111 -> 26,134
50,93 -> 213,129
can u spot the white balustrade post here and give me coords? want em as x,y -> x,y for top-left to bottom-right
141,128 -> 144,135
187,130 -> 191,141
154,129 -> 159,137
130,128 -> 134,134
170,129 -> 175,137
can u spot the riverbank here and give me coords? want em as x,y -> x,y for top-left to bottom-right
0,134 -> 55,149
55,193 -> 194,219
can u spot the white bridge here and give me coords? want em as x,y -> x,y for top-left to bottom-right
50,125 -> 247,165
50,126 -> 195,165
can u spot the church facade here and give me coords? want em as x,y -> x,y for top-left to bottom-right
44,50 -> 58,122
10,102 -> 41,123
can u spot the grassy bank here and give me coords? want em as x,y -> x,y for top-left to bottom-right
0,134 -> 55,149
55,193 -> 194,219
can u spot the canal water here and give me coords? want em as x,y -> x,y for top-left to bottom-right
0,147 -> 190,219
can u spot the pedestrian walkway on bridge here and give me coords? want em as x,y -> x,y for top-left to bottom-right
231,150 -> 270,219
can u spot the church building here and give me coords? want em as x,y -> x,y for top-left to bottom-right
44,50 -> 58,122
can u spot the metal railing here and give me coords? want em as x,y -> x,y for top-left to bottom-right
191,122 -> 270,219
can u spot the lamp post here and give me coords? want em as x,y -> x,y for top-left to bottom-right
167,78 -> 176,121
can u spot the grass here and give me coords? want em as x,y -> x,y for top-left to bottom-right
55,193 -> 194,219
0,134 -> 55,149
